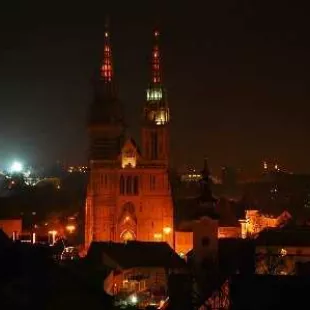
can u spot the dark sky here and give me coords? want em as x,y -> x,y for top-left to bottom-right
0,1 -> 310,175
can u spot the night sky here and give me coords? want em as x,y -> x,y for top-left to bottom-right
1,1 -> 310,175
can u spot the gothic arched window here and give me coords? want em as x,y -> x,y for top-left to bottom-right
126,176 -> 132,195
133,176 -> 139,195
120,175 -> 125,195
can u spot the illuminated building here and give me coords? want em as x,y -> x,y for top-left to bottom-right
0,219 -> 22,239
180,169 -> 202,182
87,241 -> 187,308
85,26 -> 173,248
255,226 -> 310,275
67,166 -> 88,173
240,209 -> 291,237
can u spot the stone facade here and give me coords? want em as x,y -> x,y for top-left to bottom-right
85,29 -> 173,249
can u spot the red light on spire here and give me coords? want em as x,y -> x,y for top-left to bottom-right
101,29 -> 113,82
152,29 -> 161,84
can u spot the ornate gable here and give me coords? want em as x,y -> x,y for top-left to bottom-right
121,138 -> 140,168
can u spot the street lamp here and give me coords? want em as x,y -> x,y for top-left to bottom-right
48,230 -> 57,245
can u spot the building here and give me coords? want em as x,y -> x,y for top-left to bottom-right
0,218 -> 22,239
85,26 -> 173,249
255,225 -> 310,275
86,241 -> 187,308
240,209 -> 291,238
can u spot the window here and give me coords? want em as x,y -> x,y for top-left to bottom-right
201,237 -> 210,247
133,176 -> 139,195
120,176 -> 139,195
126,176 -> 132,195
120,175 -> 125,194
150,175 -> 156,190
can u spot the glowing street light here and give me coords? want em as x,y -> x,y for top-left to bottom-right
48,230 -> 57,245
10,161 -> 23,173
129,294 -> 138,305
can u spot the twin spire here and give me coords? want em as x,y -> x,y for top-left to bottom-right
100,25 -> 162,87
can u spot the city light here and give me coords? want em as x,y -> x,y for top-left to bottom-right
10,161 -> 23,173
66,225 -> 76,234
163,226 -> 172,235
154,233 -> 162,241
129,294 -> 138,304
48,230 -> 57,245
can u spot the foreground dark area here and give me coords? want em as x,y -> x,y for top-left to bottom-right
0,230 -> 112,310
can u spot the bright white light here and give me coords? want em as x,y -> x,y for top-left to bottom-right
10,161 -> 23,173
130,294 -> 138,304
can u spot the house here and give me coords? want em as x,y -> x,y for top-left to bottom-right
0,218 -> 22,239
240,209 -> 291,237
255,224 -> 310,275
86,241 -> 188,307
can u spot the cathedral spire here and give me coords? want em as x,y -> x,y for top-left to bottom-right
151,29 -> 162,85
101,20 -> 114,83
142,28 -> 170,164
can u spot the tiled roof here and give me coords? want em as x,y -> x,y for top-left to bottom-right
87,241 -> 187,269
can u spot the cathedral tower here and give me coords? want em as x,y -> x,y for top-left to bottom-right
88,23 -> 125,161
85,27 -> 174,250
142,30 -> 170,166
85,24 -> 125,247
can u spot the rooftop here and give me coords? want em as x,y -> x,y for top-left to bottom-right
87,241 -> 187,270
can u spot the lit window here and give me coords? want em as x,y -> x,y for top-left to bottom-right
122,149 -> 136,168
163,227 -> 172,235
154,233 -> 162,241
146,88 -> 163,101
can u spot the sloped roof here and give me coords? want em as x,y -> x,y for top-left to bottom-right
256,225 -> 310,247
87,241 -> 187,269
175,197 -> 240,228
0,228 -> 11,245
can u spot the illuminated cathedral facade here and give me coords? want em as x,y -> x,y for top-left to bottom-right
85,27 -> 174,249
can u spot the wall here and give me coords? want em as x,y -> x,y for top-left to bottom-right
0,219 -> 22,238
104,266 -> 168,296
193,216 -> 219,265
218,226 -> 241,238
175,231 -> 193,255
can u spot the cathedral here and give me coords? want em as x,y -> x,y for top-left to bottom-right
85,26 -> 174,249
